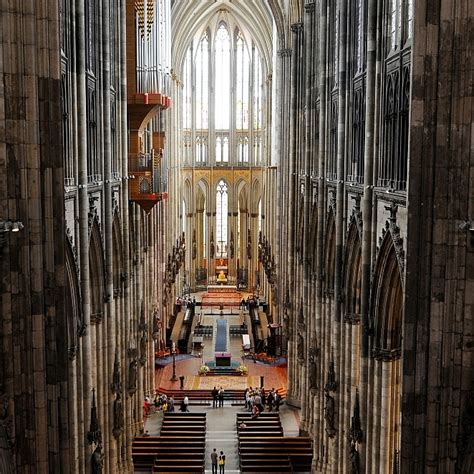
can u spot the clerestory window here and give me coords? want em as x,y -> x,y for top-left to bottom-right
180,15 -> 265,167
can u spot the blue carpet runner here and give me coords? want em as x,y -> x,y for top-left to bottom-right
215,319 -> 227,352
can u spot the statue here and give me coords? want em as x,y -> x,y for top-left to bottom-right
297,333 -> 304,362
308,347 -> 319,390
229,233 -> 234,259
349,442 -> 360,474
91,445 -> 103,473
113,394 -> 124,438
139,332 -> 148,366
324,391 -> 336,437
128,359 -> 138,395
210,240 -> 215,259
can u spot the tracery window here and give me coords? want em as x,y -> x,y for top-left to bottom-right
215,24 -> 231,130
379,0 -> 412,191
216,180 -> 228,257
236,32 -> 249,130
348,0 -> 367,184
387,0 -> 413,53
85,0 -> 96,73
182,47 -> 192,130
196,32 -> 209,130
180,16 -> 265,167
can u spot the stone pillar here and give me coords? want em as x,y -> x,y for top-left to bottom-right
359,0 -> 378,469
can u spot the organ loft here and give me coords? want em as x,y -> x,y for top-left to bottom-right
0,0 -> 473,473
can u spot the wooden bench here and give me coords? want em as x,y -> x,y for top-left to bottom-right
151,438 -> 205,444
163,415 -> 207,419
160,428 -> 206,433
240,462 -> 292,473
132,452 -> 157,469
153,464 -> 204,473
239,436 -> 312,445
237,420 -> 281,427
239,436 -> 313,473
237,430 -> 283,437
161,423 -> 206,430
134,413 -> 207,472
237,412 -> 281,418
238,425 -> 282,432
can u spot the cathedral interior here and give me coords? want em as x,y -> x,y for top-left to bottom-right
0,0 -> 473,472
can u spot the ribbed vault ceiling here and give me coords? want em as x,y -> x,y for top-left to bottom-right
171,0 -> 276,75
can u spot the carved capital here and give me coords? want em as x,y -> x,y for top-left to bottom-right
291,22 -> 303,33
277,48 -> 292,58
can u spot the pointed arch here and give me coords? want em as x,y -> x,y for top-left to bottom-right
89,218 -> 106,324
215,179 -> 229,257
371,232 -> 404,357
344,221 -> 362,324
65,235 -> 83,358
251,179 -> 261,214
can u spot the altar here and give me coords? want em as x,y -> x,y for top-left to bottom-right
207,285 -> 238,293
215,351 -> 232,367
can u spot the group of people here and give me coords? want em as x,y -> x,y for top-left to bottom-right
240,296 -> 260,310
144,393 -> 175,415
210,448 -> 226,474
211,386 -> 225,407
244,387 -> 281,416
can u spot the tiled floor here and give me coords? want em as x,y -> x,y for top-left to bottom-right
143,403 -> 302,473
156,307 -> 288,393
146,301 -> 294,473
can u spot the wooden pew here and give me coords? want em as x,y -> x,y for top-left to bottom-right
238,436 -> 313,473
237,430 -> 284,437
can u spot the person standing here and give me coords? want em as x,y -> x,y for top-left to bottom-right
212,387 -> 219,408
211,448 -> 218,474
218,451 -> 226,473
218,387 -> 224,407
183,394 -> 189,412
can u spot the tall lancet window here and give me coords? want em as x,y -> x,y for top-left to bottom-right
216,180 -> 228,257
236,31 -> 250,130
196,32 -> 209,130
182,47 -> 192,130
180,13 -> 266,167
215,24 -> 231,130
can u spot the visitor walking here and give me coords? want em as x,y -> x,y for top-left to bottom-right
211,448 -> 218,474
183,394 -> 189,412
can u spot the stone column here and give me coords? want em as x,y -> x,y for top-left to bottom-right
359,0 -> 378,469
119,1 -> 132,467
74,0 -> 93,469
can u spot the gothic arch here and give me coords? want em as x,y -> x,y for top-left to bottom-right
371,231 -> 404,358
324,210 -> 336,294
251,179 -> 261,213
65,234 -> 83,359
89,218 -> 106,324
344,220 -> 362,324
172,0 -> 273,79
196,178 -> 209,208
183,178 -> 192,211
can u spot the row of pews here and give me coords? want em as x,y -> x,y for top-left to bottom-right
237,412 -> 313,473
156,387 -> 245,404
132,412 -> 206,473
